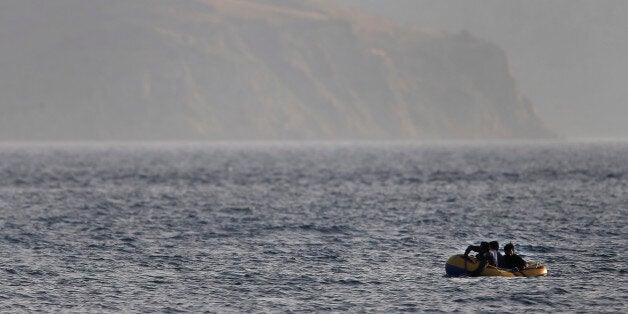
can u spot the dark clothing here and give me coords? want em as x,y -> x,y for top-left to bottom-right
503,254 -> 526,270
496,251 -> 505,267
464,245 -> 496,266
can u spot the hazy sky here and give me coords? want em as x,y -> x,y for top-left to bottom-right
333,0 -> 628,138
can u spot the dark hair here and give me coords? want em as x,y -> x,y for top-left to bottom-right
480,242 -> 490,251
504,243 -> 515,251
489,241 -> 499,250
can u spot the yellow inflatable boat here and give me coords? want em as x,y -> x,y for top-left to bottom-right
445,254 -> 547,277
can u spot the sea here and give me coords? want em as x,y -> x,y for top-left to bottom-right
0,141 -> 626,312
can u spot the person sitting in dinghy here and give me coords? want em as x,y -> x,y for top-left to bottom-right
502,242 -> 527,271
489,241 -> 503,267
463,241 -> 496,276
464,242 -> 496,266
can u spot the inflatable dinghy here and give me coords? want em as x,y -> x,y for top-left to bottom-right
445,254 -> 547,277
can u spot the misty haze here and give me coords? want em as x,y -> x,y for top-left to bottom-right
0,0 -> 591,141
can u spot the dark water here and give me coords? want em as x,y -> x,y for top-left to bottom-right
0,141 -> 626,312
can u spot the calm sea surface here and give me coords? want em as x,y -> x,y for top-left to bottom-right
0,141 -> 626,312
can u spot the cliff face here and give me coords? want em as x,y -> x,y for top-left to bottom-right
0,0 -> 553,140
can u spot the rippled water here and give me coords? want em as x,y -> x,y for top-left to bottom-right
0,141 -> 626,312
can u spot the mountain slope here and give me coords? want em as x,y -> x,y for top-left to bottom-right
0,0 -> 554,140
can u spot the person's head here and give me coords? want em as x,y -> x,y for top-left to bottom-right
504,243 -> 515,256
480,241 -> 490,252
489,241 -> 499,250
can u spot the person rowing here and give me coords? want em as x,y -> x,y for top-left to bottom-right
502,242 -> 527,271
